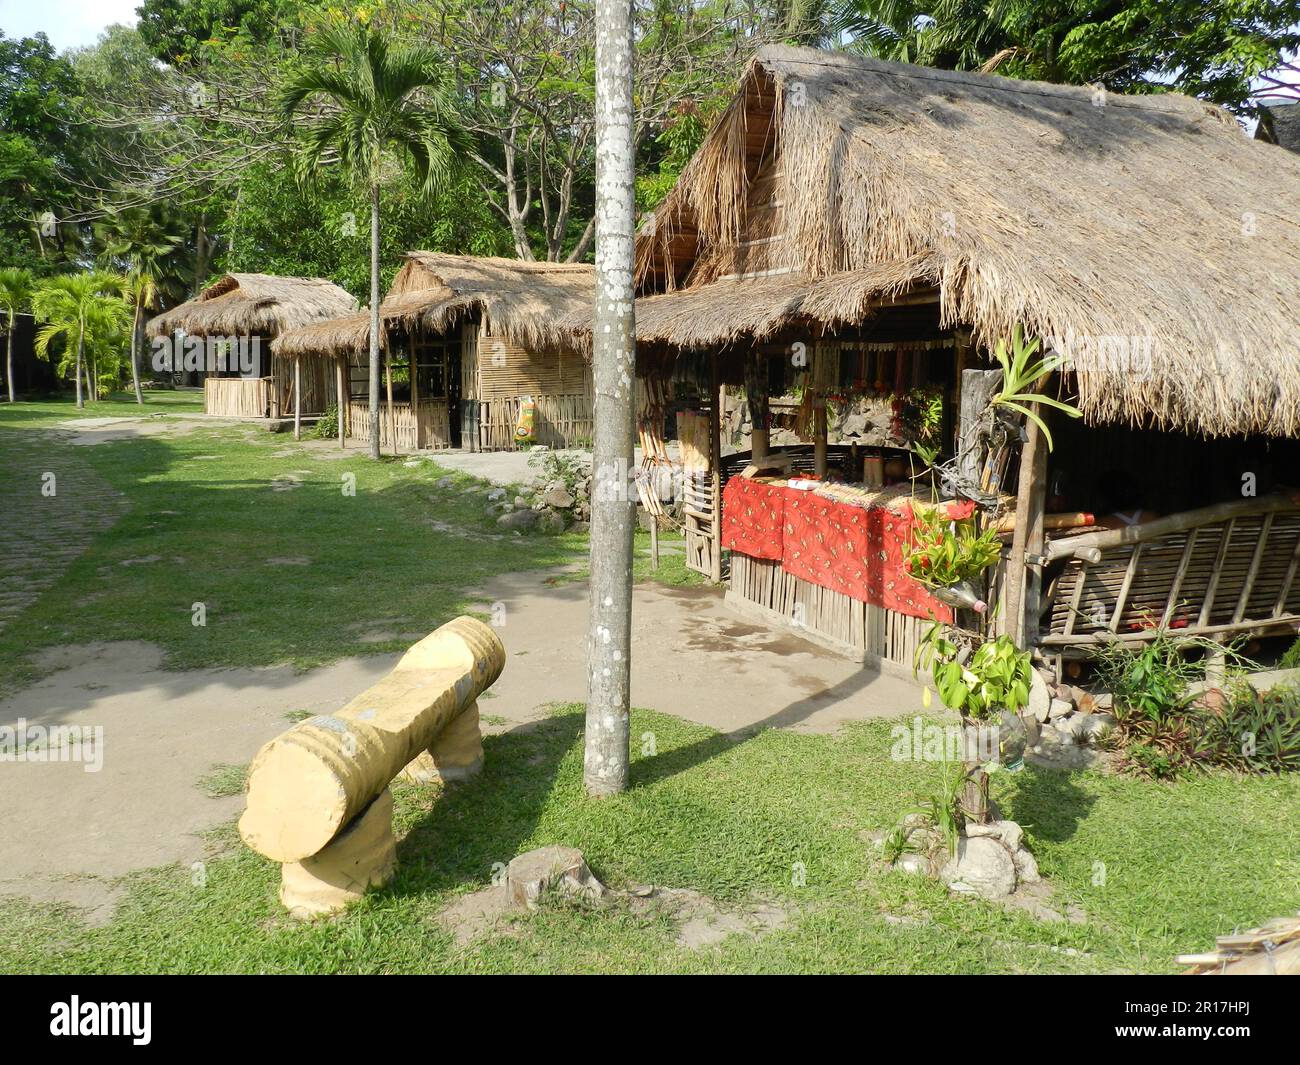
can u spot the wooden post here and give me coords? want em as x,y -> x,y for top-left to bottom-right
746,350 -> 769,461
384,347 -> 396,455
336,358 -> 346,449
710,355 -> 724,583
813,398 -> 828,478
410,346 -> 420,450
293,359 -> 302,440
1005,416 -> 1047,646
957,368 -> 1002,492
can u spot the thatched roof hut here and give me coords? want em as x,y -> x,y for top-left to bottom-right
1256,100 -> 1300,153
273,253 -> 594,360
628,45 -> 1300,438
146,274 -> 357,339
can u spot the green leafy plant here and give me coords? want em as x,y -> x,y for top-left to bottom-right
1280,637 -> 1300,671
313,403 -> 340,440
904,506 -> 1002,589
882,754 -> 970,861
990,325 -> 1082,451
915,626 -> 1032,722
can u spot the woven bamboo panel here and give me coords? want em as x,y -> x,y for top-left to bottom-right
204,377 -> 269,418
476,392 -> 594,450
730,552 -> 928,667
347,399 -> 452,451
476,336 -> 591,402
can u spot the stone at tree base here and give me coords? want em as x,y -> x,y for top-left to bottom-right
506,846 -> 608,910
1029,670 -> 1052,723
280,789 -> 397,919
540,486 -> 575,509
498,509 -> 540,531
940,836 -> 1018,899
537,510 -> 567,535
399,702 -> 484,785
1012,846 -> 1041,885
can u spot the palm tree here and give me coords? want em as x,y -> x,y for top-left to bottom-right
32,273 -> 128,408
95,202 -> 186,403
280,20 -> 473,460
0,267 -> 35,403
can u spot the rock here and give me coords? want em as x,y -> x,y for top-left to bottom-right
992,819 -> 1024,852
1093,693 -> 1114,711
497,509 -> 540,531
570,521 -> 590,534
537,510 -> 566,535
1013,847 -> 1041,884
513,496 -> 528,508
1048,698 -> 1074,721
1075,691 -> 1097,715
1076,712 -> 1117,745
1029,670 -> 1052,723
487,488 -> 506,502
940,836 -> 1017,899
894,853 -> 929,876
963,823 -> 999,838
505,846 -> 607,910
436,476 -> 455,489
540,486 -> 575,509
1022,712 -> 1041,747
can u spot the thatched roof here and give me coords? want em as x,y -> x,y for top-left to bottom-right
273,252 -> 594,359
635,45 -> 1300,437
146,274 -> 357,339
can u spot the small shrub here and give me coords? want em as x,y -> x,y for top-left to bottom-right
1280,637 -> 1300,670
313,403 -> 339,439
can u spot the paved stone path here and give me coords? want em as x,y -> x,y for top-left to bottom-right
0,431 -> 128,632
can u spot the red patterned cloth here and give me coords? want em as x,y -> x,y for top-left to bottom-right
721,478 -> 953,623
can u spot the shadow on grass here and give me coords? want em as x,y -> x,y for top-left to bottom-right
1001,764 -> 1099,844
384,713 -> 586,901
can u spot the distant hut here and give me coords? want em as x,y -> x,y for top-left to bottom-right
274,253 -> 594,451
146,273 -> 357,419
1256,100 -> 1300,153
580,45 -> 1300,671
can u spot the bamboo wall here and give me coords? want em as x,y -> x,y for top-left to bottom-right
272,356 -> 332,418
347,399 -> 452,451
204,377 -> 269,418
729,553 -> 930,669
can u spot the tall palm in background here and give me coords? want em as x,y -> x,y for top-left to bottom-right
95,202 -> 187,403
32,273 -> 129,408
0,267 -> 35,403
280,20 -> 473,460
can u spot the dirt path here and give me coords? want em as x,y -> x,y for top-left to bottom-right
0,431 -> 128,633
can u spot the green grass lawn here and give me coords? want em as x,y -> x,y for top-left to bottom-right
3,707 -> 1297,974
0,389 -> 205,428
2,394 -> 1297,974
0,396 -> 586,691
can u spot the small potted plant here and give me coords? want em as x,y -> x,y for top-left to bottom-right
903,505 -> 1001,614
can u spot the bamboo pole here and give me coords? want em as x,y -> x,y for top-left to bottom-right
336,358 -> 346,449
384,348 -> 396,455
293,359 -> 301,440
1005,416 -> 1046,646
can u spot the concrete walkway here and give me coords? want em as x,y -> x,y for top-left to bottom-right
0,570 -> 920,919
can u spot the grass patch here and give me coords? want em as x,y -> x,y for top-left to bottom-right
0,402 -> 586,689
196,763 -> 249,798
3,707 -> 1296,974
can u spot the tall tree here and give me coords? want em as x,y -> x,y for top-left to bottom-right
94,201 -> 187,403
0,266 -> 34,401
585,0 -> 637,797
280,18 -> 472,460
32,273 -> 128,408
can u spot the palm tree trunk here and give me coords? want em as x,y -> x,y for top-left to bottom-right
74,323 -> 84,409
5,310 -> 14,403
131,302 -> 144,404
584,0 -> 637,797
368,184 -> 381,461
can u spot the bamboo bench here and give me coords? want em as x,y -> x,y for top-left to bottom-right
1039,494 -> 1300,654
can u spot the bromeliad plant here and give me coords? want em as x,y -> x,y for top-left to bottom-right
990,325 -> 1082,451
904,504 -> 1002,590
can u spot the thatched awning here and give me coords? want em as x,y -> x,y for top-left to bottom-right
146,274 -> 357,339
561,258 -> 937,347
273,252 -> 595,360
637,45 -> 1300,438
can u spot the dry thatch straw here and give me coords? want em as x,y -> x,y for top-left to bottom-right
636,45 -> 1300,438
273,252 -> 594,361
146,274 -> 357,339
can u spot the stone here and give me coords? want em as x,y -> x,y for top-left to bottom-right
436,476 -> 455,489
940,836 -> 1017,899
1075,691 -> 1097,715
1048,697 -> 1074,721
992,819 -> 1024,852
540,486 -> 575,509
506,846 -> 607,910
1022,712 -> 1041,747
487,488 -> 506,502
1093,693 -> 1114,711
570,521 -> 590,534
1076,712 -> 1117,745
497,509 -> 540,531
537,510 -> 567,535
1029,670 -> 1052,723
1012,846 -> 1041,885
280,789 -> 397,918
513,496 -> 528,508
894,853 -> 929,876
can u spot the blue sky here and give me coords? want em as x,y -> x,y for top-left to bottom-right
0,0 -> 138,53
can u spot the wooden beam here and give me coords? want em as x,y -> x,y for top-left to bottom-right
293,359 -> 301,440
336,358 -> 346,449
